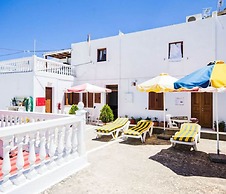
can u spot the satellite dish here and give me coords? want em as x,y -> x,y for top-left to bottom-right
218,0 -> 224,12
202,7 -> 211,18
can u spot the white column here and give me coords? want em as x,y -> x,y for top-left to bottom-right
26,133 -> 38,179
71,125 -> 78,157
13,135 -> 26,185
56,127 -> 64,164
65,125 -> 72,160
47,128 -> 57,169
76,102 -> 86,156
0,137 -> 13,192
37,130 -> 47,174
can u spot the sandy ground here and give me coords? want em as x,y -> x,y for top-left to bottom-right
42,125 -> 226,194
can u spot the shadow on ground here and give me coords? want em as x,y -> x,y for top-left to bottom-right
92,136 -> 114,142
120,134 -> 171,146
149,146 -> 226,179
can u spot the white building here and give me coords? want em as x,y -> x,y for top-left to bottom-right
1,11 -> 226,128
71,11 -> 226,128
0,53 -> 75,114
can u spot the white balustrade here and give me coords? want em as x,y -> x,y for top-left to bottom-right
0,55 -> 76,77
0,57 -> 32,74
35,56 -> 76,77
0,104 -> 86,193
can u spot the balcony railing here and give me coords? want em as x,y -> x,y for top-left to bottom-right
0,105 -> 87,193
0,57 -> 32,74
0,55 -> 76,77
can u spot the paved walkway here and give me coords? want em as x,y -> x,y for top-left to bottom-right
42,125 -> 226,194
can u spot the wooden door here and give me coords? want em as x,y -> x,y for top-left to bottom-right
106,85 -> 118,119
45,87 -> 52,113
191,93 -> 212,128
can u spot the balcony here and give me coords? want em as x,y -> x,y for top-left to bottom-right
0,55 -> 76,78
0,105 -> 87,193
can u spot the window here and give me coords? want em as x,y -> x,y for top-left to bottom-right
97,48 -> 107,62
83,93 -> 94,108
95,93 -> 101,103
65,92 -> 98,107
64,93 -> 79,105
148,92 -> 163,110
168,41 -> 183,60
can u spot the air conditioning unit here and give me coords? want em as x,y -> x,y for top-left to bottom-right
186,14 -> 202,23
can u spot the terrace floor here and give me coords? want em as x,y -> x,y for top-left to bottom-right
41,125 -> 226,194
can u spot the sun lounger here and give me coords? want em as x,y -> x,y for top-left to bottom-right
123,120 -> 154,143
170,123 -> 201,151
96,118 -> 130,139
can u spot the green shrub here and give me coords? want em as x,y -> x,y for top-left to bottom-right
69,104 -> 78,114
99,104 -> 114,123
214,120 -> 226,132
135,117 -> 143,123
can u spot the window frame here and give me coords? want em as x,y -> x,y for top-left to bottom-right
95,93 -> 101,103
97,48 -> 107,62
168,41 -> 183,60
64,93 -> 79,105
148,92 -> 164,111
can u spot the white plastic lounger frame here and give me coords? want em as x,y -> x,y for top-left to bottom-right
96,121 -> 130,139
123,121 -> 154,143
170,123 -> 201,151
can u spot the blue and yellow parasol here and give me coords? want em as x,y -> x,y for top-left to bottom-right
174,61 -> 226,155
174,61 -> 226,90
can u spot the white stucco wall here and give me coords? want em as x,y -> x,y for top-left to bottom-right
0,72 -> 34,110
71,14 -> 226,122
33,75 -> 74,113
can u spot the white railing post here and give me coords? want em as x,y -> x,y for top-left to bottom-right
64,124 -> 72,160
71,125 -> 78,157
33,55 -> 37,72
56,127 -> 64,164
47,128 -> 56,169
76,102 -> 86,156
13,135 -> 26,185
26,133 -> 38,179
37,130 -> 47,174
0,114 -> 4,127
1,137 -> 13,191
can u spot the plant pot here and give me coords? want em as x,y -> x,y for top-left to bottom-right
130,119 -> 136,124
159,121 -> 167,127
153,121 -> 159,126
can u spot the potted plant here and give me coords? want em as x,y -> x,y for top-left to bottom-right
159,121 -> 167,127
214,121 -> 226,132
145,117 -> 152,121
99,104 -> 114,124
135,117 -> 143,123
69,104 -> 78,114
153,117 -> 159,126
130,116 -> 136,124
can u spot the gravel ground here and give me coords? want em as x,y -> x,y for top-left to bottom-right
42,125 -> 226,194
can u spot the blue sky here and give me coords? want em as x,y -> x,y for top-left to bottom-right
0,0 -> 221,60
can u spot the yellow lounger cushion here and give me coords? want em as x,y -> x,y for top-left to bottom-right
173,124 -> 199,142
96,118 -> 129,133
124,121 -> 153,136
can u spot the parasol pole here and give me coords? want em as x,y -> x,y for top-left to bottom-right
163,92 -> 166,131
216,92 -> 220,154
86,92 -> 88,108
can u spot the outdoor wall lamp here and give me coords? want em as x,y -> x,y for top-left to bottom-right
132,80 -> 137,86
